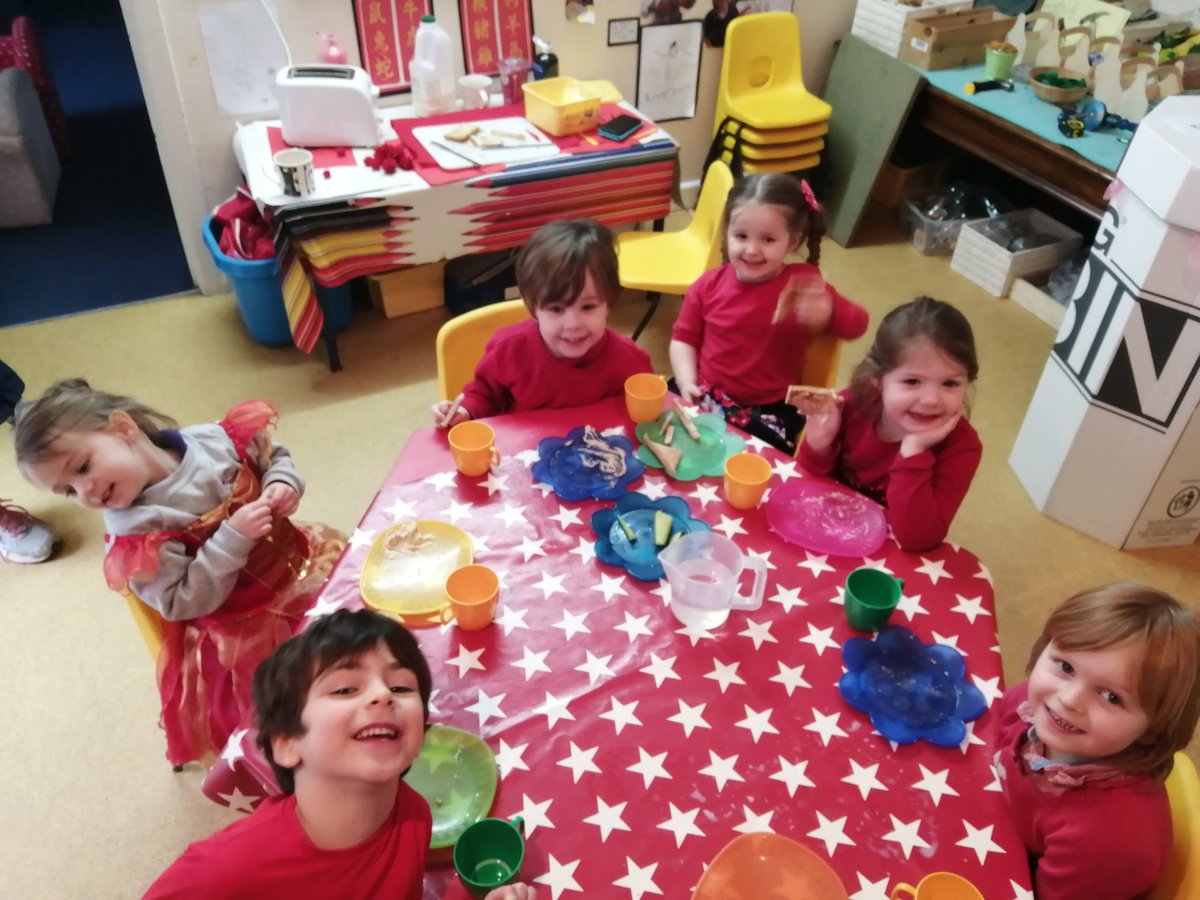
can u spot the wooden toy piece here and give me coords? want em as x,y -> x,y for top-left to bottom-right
1026,12 -> 1061,69
670,398 -> 701,440
1150,60 -> 1184,102
1115,61 -> 1151,123
662,422 -> 676,445
1059,28 -> 1093,75
643,437 -> 682,477
1091,38 -> 1124,110
1005,13 -> 1028,64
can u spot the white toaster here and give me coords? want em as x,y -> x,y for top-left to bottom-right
276,65 -> 381,148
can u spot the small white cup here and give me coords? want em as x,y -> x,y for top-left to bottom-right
273,148 -> 314,198
458,74 -> 492,111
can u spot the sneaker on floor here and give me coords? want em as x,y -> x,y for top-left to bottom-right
0,500 -> 57,564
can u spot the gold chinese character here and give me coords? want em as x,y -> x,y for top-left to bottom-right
374,57 -> 395,80
473,18 -> 492,40
478,46 -> 494,67
403,0 -> 418,14
473,0 -> 488,12
373,30 -> 390,52
368,1 -> 383,25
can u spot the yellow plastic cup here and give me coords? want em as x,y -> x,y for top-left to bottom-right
624,373 -> 668,423
445,564 -> 499,631
723,452 -> 772,509
891,872 -> 984,900
448,421 -> 500,476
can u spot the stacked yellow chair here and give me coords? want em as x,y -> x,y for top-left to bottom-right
705,11 -> 833,178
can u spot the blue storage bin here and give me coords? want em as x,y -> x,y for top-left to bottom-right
203,217 -> 353,346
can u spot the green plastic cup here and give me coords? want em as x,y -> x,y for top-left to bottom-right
453,816 -> 525,897
844,568 -> 903,632
984,46 -> 1017,81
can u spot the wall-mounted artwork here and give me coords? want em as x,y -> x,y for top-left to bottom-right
636,20 -> 703,122
353,0 -> 432,94
640,0 -> 700,26
609,17 -> 640,45
460,0 -> 535,75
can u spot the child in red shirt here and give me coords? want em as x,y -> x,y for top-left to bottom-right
994,583 -> 1200,900
798,296 -> 981,551
432,219 -> 652,427
144,609 -> 536,899
669,174 -> 868,454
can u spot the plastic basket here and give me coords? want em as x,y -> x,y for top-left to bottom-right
521,77 -> 603,136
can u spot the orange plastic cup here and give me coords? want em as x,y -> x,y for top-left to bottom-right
891,872 -> 984,900
445,565 -> 499,631
448,421 -> 500,476
723,452 -> 772,509
624,373 -> 668,423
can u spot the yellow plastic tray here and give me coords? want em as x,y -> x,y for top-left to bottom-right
521,77 -> 622,136
360,521 -> 473,617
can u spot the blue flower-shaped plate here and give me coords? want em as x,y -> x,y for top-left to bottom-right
530,426 -> 645,501
634,412 -> 743,481
591,492 -> 710,581
838,625 -> 987,747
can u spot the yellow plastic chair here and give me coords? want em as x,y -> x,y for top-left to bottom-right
713,12 -> 833,137
617,160 -> 735,341
436,299 -> 531,401
1149,752 -> 1200,900
123,589 -> 165,661
792,331 -> 844,458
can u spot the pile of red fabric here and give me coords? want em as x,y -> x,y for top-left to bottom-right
211,187 -> 276,261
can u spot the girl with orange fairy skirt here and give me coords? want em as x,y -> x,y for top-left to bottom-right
15,380 -> 346,767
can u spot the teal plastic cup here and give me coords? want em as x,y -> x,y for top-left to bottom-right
844,568 -> 903,632
453,816 -> 525,897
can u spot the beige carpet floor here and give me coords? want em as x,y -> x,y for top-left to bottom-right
1,214 -> 1196,897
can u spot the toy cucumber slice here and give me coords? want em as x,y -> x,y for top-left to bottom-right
653,510 -> 673,546
616,514 -> 637,543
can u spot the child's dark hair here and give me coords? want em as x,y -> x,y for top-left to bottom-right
253,608 -> 432,795
515,218 -> 620,312
1027,582 -> 1200,781
720,173 -> 825,266
849,296 -> 979,413
13,378 -> 178,467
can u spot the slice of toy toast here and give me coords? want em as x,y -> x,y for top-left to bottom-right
785,385 -> 840,416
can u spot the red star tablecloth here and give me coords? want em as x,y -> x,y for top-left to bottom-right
205,397 -> 1032,900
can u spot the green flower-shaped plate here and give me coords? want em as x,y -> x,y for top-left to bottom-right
403,724 -> 498,849
635,412 -> 744,481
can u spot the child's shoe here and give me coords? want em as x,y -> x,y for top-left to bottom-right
0,500 -> 56,564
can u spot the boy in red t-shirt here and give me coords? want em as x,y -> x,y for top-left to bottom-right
144,609 -> 535,900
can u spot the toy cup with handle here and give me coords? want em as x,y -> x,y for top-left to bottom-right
891,871 -> 984,900
659,532 -> 766,629
453,815 -> 525,897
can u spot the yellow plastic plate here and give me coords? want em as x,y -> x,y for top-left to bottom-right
360,521 -> 473,617
403,724 -> 498,849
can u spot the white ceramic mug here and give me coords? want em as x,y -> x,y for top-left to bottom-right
458,74 -> 492,111
273,148 -> 314,198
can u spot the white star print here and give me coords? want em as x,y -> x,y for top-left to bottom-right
698,750 -> 743,791
805,709 -> 849,745
808,812 -> 855,856
447,645 -> 485,677
569,536 -> 597,562
441,499 -> 475,524
583,797 -> 630,841
217,786 -> 259,813
667,699 -> 710,737
799,623 -> 840,656
638,477 -> 668,500
735,705 -> 779,742
797,551 -> 836,576
464,688 -> 506,727
738,618 -> 778,650
743,434 -> 770,452
859,556 -> 894,573
423,470 -> 457,491
516,794 -> 554,835
591,572 -> 628,602
556,742 -> 601,782
534,570 -> 567,599
931,631 -> 966,655
536,692 -> 576,729
895,591 -> 930,620
770,757 -> 815,796
627,748 -> 671,789
975,562 -> 994,586
704,659 -> 745,692
911,765 -> 959,806
687,482 -> 721,507
531,480 -> 555,497
958,720 -> 987,754
883,815 -> 929,858
640,653 -> 680,687
553,608 -> 591,640
304,594 -> 344,619
511,645 -> 550,680
515,448 -> 541,465
383,496 -> 417,521
347,527 -> 376,552
849,873 -> 892,900
733,806 -> 775,834
614,611 -> 652,643
471,534 -> 491,556
972,674 -> 1003,706
493,604 -> 530,635
494,739 -> 529,778
535,854 -> 583,900
612,858 -> 662,900
497,502 -> 528,527
549,505 -> 582,528
768,584 -> 807,612
746,548 -> 776,570
221,728 -> 249,764
769,660 -> 811,695
771,459 -> 800,482
1009,880 -> 1035,900
914,556 -> 950,584
575,651 -> 614,684
481,471 -> 508,495
985,766 -> 1003,793
674,622 -> 718,645
649,579 -> 671,607
599,696 -> 642,733
842,760 -> 888,800
713,514 -> 748,538
657,803 -> 705,847
520,536 -> 548,562
957,820 -> 1005,865
951,593 -> 991,624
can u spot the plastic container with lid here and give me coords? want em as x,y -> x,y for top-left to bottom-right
531,36 -> 559,80
410,15 -> 455,116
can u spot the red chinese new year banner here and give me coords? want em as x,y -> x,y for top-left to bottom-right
460,0 -> 533,75
354,0 -> 432,94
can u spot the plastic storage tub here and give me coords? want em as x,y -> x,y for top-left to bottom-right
900,189 -> 983,256
521,77 -> 620,136
203,216 -> 351,346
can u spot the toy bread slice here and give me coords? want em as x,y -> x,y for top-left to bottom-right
470,132 -> 504,147
785,384 -> 840,416
670,398 -> 701,440
643,437 -> 683,477
444,123 -> 480,142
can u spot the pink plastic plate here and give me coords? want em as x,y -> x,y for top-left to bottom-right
765,478 -> 888,557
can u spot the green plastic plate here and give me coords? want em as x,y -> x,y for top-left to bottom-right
403,724 -> 498,849
635,412 -> 744,480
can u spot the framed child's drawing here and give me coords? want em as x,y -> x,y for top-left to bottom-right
636,20 -> 703,122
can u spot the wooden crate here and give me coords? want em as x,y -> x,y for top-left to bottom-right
367,261 -> 445,318
851,0 -> 973,58
1010,276 -> 1069,330
950,209 -> 1082,297
900,8 -> 1015,70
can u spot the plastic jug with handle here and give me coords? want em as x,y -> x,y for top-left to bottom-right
659,532 -> 766,629
410,15 -> 455,116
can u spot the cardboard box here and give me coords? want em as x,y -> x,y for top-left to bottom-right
1009,96 -> 1200,549
951,209 -> 1082,297
367,262 -> 445,319
1010,275 -> 1069,330
900,8 -> 1014,70
872,158 -> 948,209
851,0 -> 973,58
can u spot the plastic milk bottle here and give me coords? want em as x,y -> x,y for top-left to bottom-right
410,16 -> 455,116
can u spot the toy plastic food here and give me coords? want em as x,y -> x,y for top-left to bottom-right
785,384 -> 840,416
